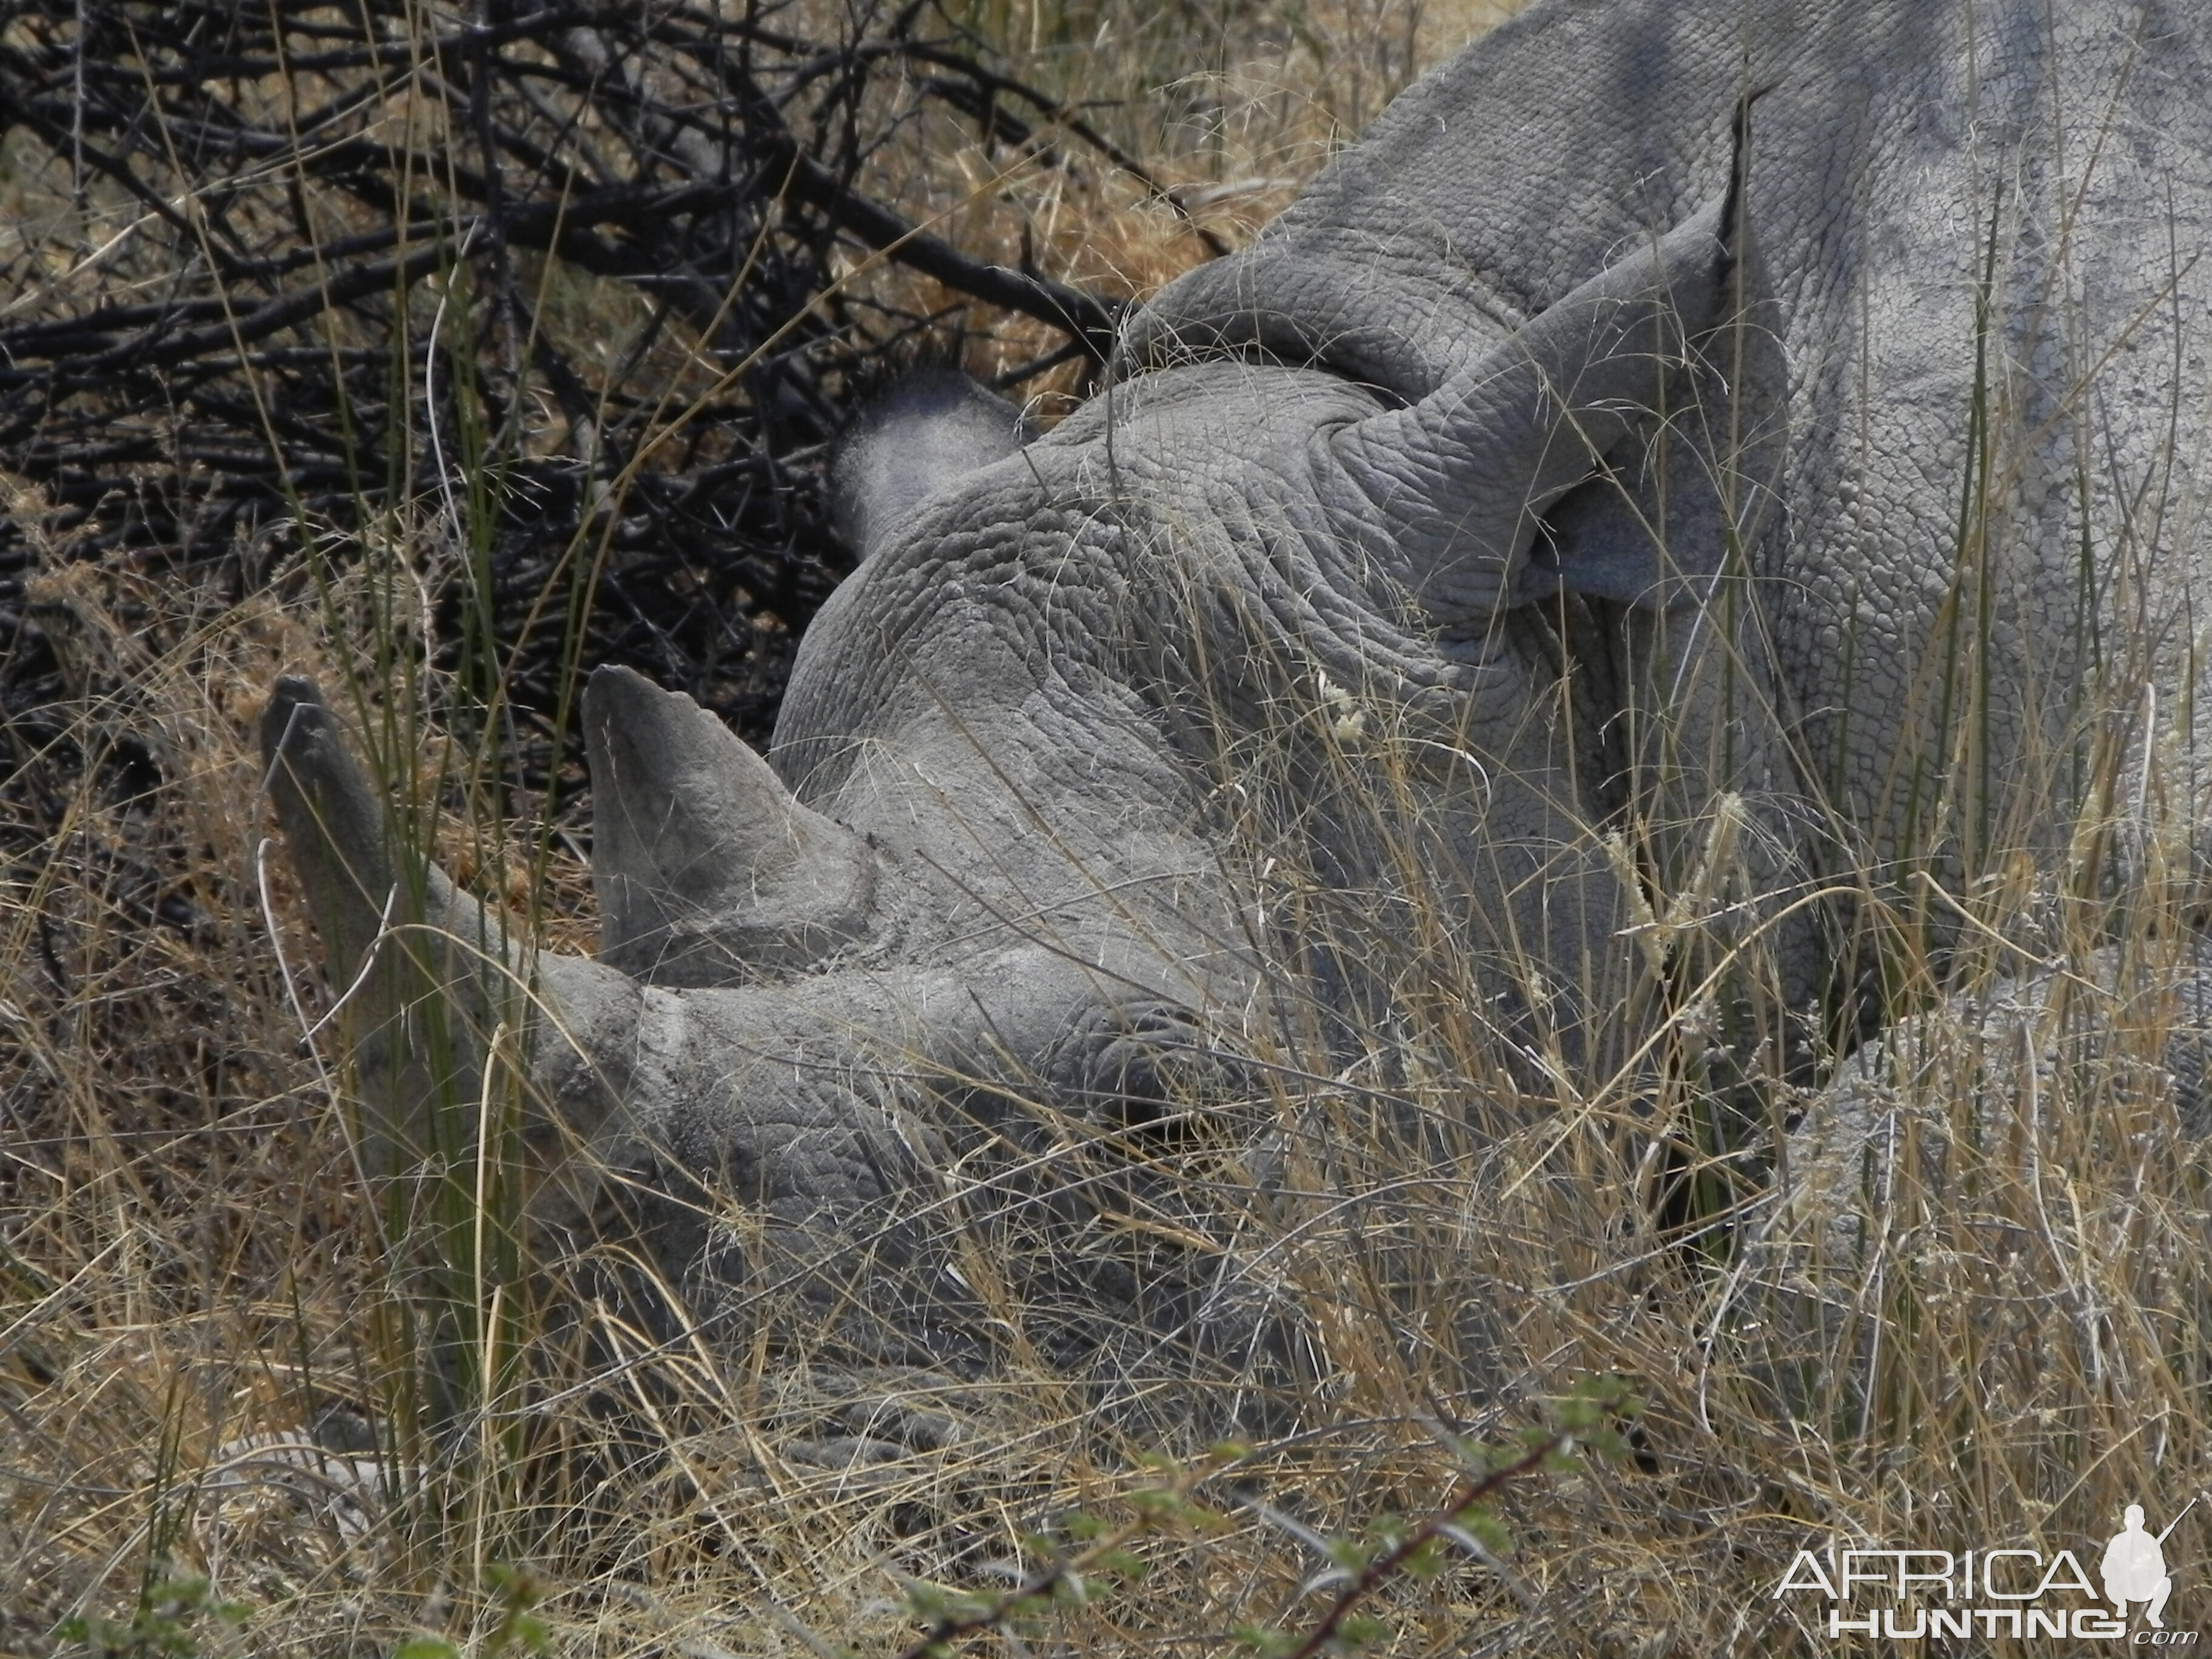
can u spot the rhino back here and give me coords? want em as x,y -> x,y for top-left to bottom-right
1133,0 -> 2212,859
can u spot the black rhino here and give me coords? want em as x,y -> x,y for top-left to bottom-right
264,0 -> 2212,1399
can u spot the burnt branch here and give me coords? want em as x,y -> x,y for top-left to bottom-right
0,0 -> 1138,763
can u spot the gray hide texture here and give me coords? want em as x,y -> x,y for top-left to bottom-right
264,0 -> 2212,1407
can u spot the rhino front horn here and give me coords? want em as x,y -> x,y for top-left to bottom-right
583,665 -> 877,984
261,677 -> 639,1175
261,677 -> 401,988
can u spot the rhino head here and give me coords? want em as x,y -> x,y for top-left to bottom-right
264,138 -> 1801,1393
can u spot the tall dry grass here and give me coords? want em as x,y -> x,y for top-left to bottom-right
10,2 -> 2212,1657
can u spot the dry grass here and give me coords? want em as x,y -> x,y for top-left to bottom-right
10,2 -> 2212,1657
846,0 -> 1532,408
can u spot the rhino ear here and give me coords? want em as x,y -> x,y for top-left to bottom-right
583,665 -> 876,984
830,370 -> 1028,557
1326,187 -> 1743,623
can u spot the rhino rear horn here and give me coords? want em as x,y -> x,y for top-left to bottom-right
1326,186 -> 1741,622
583,665 -> 876,984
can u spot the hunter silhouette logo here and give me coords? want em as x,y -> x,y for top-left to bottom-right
2104,1501 -> 2191,1632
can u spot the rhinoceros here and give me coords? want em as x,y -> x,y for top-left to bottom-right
263,0 -> 2212,1403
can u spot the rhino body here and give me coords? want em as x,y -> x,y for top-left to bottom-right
265,0 -> 2212,1403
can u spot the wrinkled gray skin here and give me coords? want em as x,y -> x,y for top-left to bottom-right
265,0 -> 2212,1399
